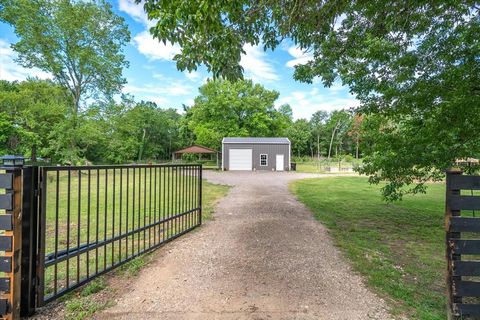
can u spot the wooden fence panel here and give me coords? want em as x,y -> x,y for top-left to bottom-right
446,171 -> 480,319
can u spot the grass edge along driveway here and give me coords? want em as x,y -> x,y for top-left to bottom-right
290,176 -> 446,320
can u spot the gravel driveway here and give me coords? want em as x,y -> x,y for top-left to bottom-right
98,171 -> 391,320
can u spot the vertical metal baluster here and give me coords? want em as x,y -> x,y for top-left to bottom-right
181,166 -> 184,232
188,166 -> 194,228
119,168 -> 123,263
138,166 -> 142,253
167,166 -> 171,240
153,167 -> 157,245
179,166 -> 182,232
158,166 -> 165,242
195,166 -> 199,225
179,166 -> 182,233
149,166 -> 152,248
77,169 -> 81,284
132,167 -> 135,257
199,165 -> 202,226
87,169 -> 91,279
66,170 -> 71,289
193,166 -> 196,225
175,166 -> 178,235
104,169 -> 108,270
190,166 -> 195,227
162,166 -> 166,242
54,171 -> 59,295
178,166 -> 182,232
174,166 -> 177,236
126,168 -> 129,259
183,166 -> 186,231
190,166 -> 195,226
144,167 -> 147,251
96,169 -> 99,274
112,168 -> 116,267
186,166 -> 189,229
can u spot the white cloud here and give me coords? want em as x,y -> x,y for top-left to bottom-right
276,88 -> 359,120
285,46 -> 314,68
328,81 -> 347,92
185,70 -> 200,81
124,81 -> 193,97
142,95 -> 169,106
118,0 -> 156,28
0,39 -> 51,81
123,82 -> 194,106
183,98 -> 194,106
240,44 -> 279,82
133,31 -> 181,61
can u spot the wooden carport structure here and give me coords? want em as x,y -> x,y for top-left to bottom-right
172,145 -> 220,168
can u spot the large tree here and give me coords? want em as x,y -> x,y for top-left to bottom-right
188,79 -> 288,149
286,119 -> 312,158
0,0 -> 130,115
142,1 -> 480,199
0,79 -> 70,161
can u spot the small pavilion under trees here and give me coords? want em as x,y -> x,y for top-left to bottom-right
172,145 -> 219,167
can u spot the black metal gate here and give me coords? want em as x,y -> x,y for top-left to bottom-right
17,163 -> 202,312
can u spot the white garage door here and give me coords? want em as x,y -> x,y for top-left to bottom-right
229,149 -> 252,170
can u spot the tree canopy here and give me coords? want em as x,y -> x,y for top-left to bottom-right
0,79 -> 69,160
186,79 -> 291,149
142,1 -> 480,199
0,0 -> 130,114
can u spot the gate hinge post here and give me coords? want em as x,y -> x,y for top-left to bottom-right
0,156 -> 25,320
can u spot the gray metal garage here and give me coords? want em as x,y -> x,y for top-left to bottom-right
222,137 -> 291,171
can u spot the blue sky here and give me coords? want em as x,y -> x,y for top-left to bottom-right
0,0 -> 358,120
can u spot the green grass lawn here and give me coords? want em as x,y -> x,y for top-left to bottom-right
290,177 -> 447,319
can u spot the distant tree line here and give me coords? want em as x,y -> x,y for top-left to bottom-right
0,79 -> 184,164
0,78 -> 366,165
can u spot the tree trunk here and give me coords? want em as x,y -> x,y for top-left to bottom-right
31,145 -> 37,162
328,126 -> 336,160
138,128 -> 146,161
356,135 -> 359,159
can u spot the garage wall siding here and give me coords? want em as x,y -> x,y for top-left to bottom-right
223,143 -> 290,171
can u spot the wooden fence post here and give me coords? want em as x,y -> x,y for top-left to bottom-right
446,169 -> 463,320
0,157 -> 25,320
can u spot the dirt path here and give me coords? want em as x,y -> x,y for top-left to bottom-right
98,172 -> 391,320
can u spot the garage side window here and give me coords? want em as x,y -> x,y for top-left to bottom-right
260,154 -> 268,166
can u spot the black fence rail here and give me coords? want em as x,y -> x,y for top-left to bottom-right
446,171 -> 480,319
35,164 -> 202,305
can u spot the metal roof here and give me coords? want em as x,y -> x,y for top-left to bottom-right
173,145 -> 218,154
222,137 -> 290,144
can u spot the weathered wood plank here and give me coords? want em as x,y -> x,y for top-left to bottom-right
449,195 -> 480,211
455,303 -> 480,316
455,280 -> 480,297
451,239 -> 480,255
454,261 -> 480,276
450,175 -> 480,190
0,194 -> 12,211
450,217 -> 480,232
0,174 -> 12,189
